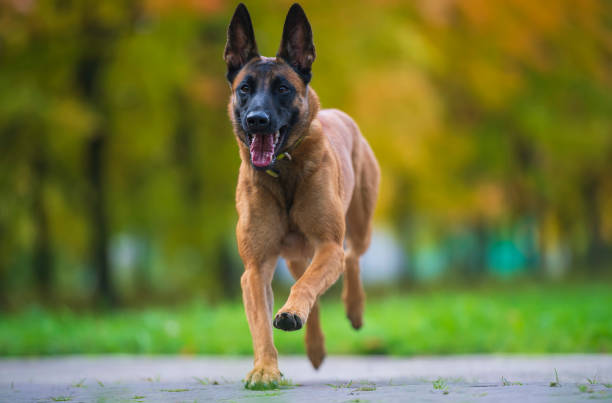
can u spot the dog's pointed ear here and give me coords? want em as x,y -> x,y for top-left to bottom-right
224,3 -> 259,83
277,3 -> 316,84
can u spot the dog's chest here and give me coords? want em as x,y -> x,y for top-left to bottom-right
280,230 -> 313,261
275,171 -> 301,212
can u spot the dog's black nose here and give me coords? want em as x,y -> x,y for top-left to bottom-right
246,111 -> 270,132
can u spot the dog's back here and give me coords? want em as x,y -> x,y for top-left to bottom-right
318,108 -> 380,217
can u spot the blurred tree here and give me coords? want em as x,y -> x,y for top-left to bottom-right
77,5 -> 122,306
32,138 -> 52,299
0,0 -> 610,306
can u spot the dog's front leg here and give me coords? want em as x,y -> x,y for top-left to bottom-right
274,241 -> 344,330
273,174 -> 346,330
241,258 -> 281,387
236,187 -> 285,388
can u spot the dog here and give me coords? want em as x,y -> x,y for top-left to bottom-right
224,3 -> 380,388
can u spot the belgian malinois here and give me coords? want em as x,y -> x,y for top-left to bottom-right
224,3 -> 380,387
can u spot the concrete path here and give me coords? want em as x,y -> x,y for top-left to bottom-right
1,355 -> 611,402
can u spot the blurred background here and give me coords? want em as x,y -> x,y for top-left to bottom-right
0,0 -> 611,356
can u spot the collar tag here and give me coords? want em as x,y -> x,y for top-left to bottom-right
265,169 -> 279,178
277,152 -> 292,161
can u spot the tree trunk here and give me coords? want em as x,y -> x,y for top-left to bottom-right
77,11 -> 117,305
217,237 -> 240,299
87,132 -> 115,306
474,220 -> 489,274
32,142 -> 52,300
582,174 -> 607,270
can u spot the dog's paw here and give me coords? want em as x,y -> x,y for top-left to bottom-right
343,288 -> 365,330
347,312 -> 362,330
273,312 -> 303,331
244,365 -> 282,390
306,339 -> 326,369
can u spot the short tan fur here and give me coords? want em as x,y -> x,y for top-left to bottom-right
224,3 -> 380,387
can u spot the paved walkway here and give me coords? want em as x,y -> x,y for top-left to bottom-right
1,355 -> 611,402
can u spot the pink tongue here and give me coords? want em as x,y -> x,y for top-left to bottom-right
250,134 -> 275,167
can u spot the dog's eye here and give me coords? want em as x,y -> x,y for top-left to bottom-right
239,84 -> 250,94
278,85 -> 289,94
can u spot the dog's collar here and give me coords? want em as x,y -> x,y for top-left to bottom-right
264,134 -> 307,178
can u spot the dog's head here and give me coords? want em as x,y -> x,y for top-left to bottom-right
224,3 -> 316,169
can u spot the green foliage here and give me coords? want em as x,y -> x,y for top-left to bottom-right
0,283 -> 610,355
0,0 -> 611,305
0,0 -> 238,304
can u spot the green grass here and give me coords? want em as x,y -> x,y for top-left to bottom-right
193,376 -> 220,385
550,369 -> 561,387
587,376 -> 598,384
71,378 -> 86,388
0,283 -> 611,356
501,376 -> 522,386
433,378 -> 447,390
244,378 -> 294,391
433,378 -> 450,394
327,380 -> 354,389
259,391 -> 282,396
245,381 -> 278,391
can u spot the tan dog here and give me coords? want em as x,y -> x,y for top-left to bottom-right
224,3 -> 379,388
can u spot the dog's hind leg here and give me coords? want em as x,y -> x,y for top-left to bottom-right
342,247 -> 366,330
343,145 -> 379,330
287,259 -> 326,369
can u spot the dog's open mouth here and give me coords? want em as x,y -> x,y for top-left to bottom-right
248,126 -> 288,168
